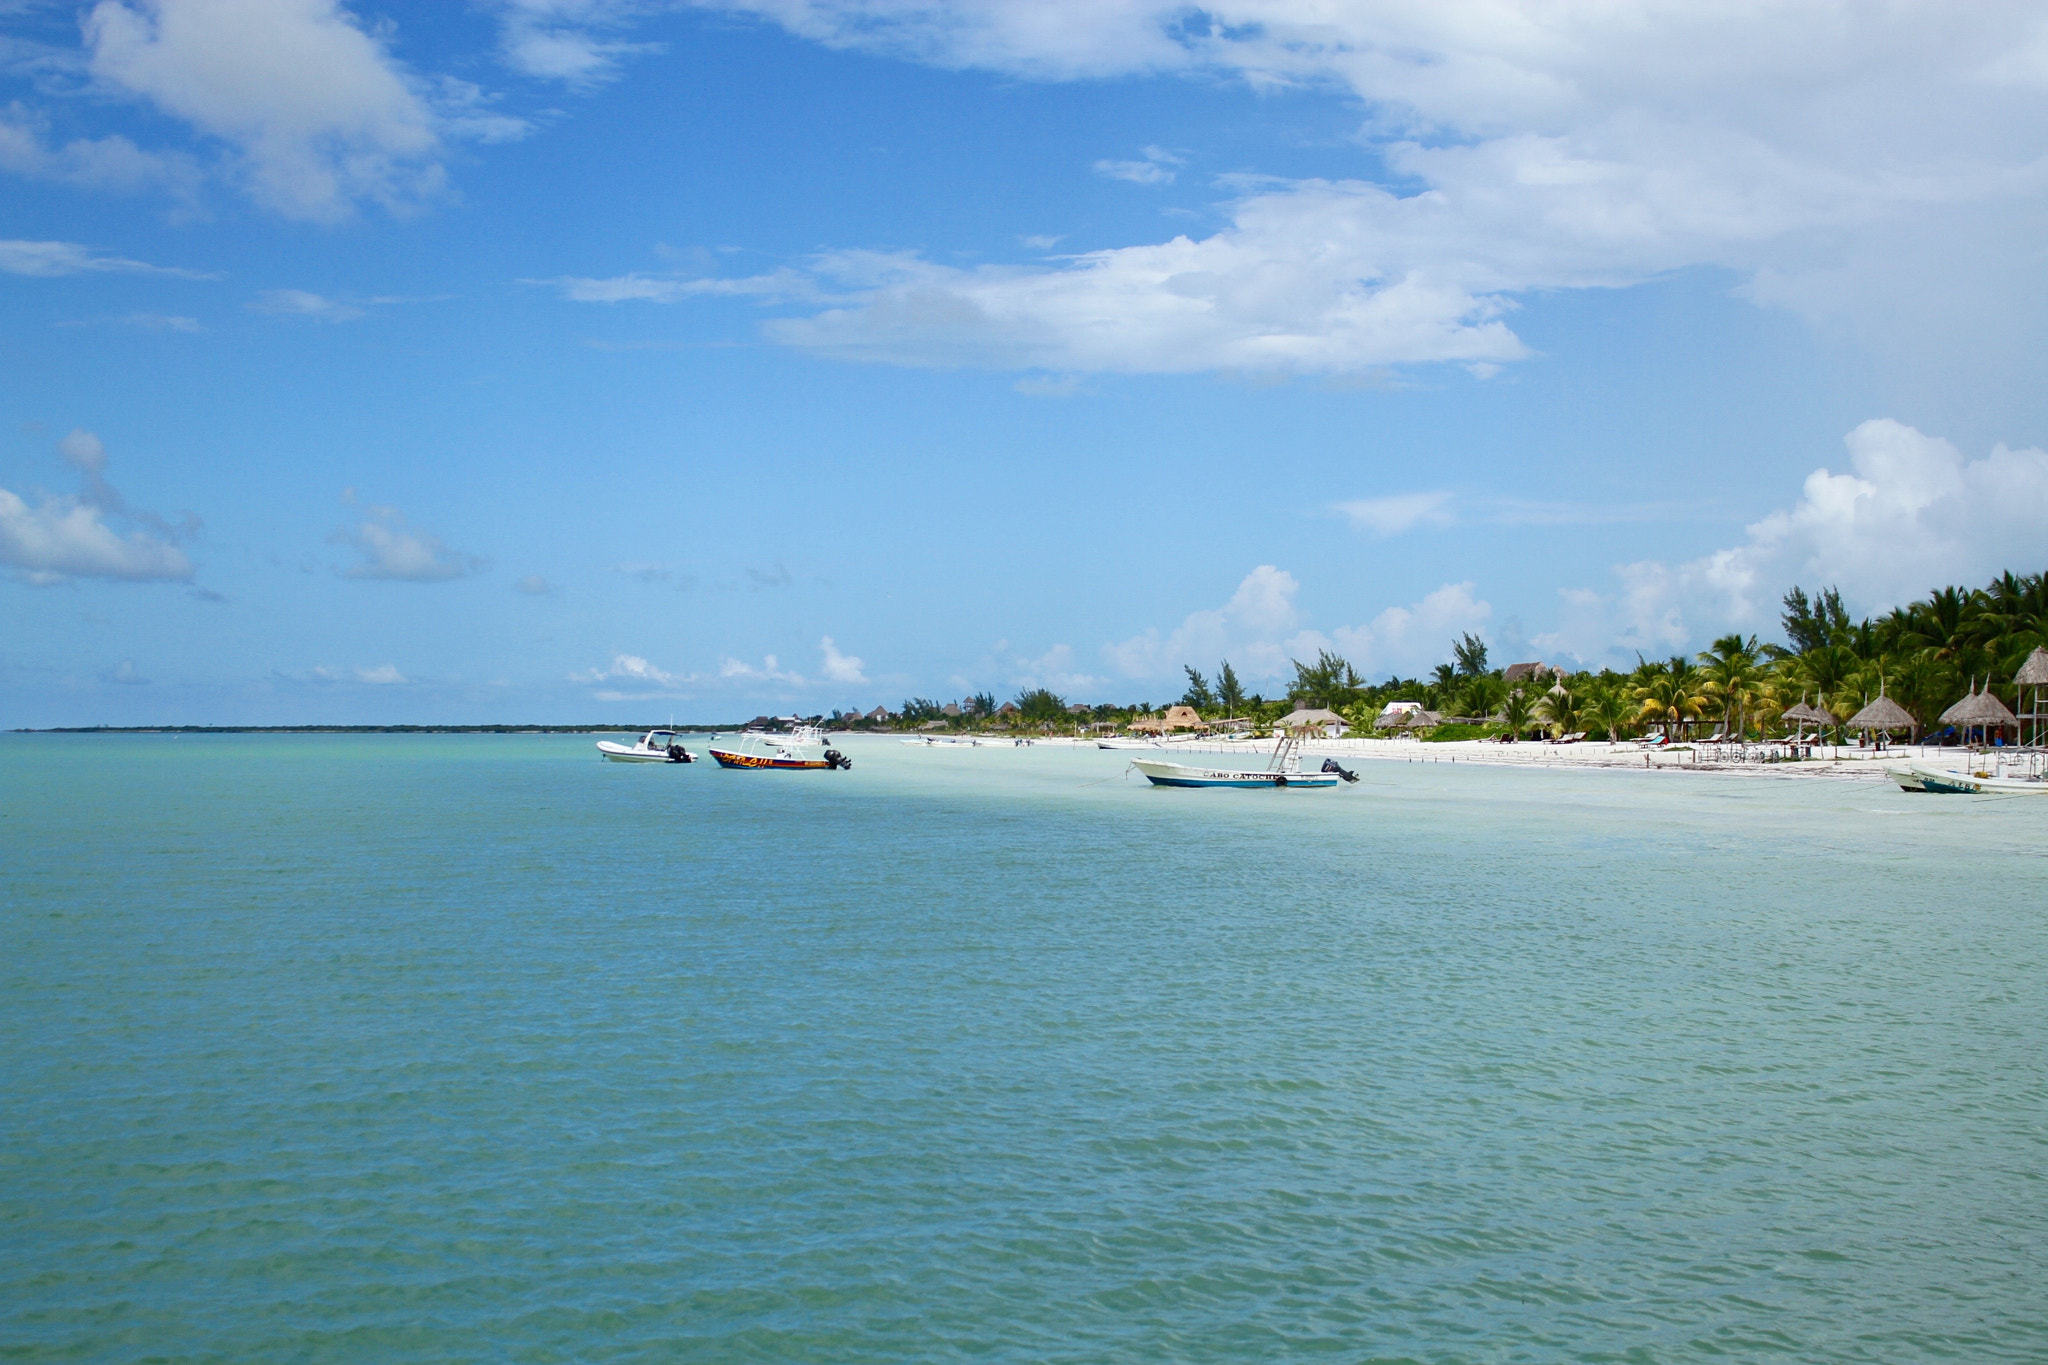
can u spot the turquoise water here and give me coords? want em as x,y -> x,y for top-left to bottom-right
3,733 -> 2045,1363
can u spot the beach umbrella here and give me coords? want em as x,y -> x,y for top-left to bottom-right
1845,683 -> 1915,745
1944,679 -> 2017,745
1275,707 -> 1347,733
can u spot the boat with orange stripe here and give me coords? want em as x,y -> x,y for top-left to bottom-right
707,723 -> 852,771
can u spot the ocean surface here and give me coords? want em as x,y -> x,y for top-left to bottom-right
3,733 -> 2045,1363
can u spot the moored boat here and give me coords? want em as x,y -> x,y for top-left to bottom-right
1130,731 -> 1357,789
708,724 -> 851,770
597,729 -> 696,763
1890,759 -> 2048,794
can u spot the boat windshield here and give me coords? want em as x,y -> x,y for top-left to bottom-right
647,731 -> 675,745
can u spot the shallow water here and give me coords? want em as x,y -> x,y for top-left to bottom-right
3,733 -> 2045,1363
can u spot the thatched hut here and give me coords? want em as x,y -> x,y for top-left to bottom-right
1780,696 -> 1830,739
1275,706 -> 1347,736
1846,689 -> 1916,744
1942,679 -> 2017,744
1127,715 -> 1169,734
1158,705 -> 1206,732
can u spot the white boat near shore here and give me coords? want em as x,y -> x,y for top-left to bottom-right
597,730 -> 696,763
1886,759 -> 2048,794
1130,731 -> 1358,789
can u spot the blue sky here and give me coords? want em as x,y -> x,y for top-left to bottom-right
6,1 -> 2048,724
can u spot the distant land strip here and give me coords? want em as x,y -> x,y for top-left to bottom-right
13,724 -> 740,735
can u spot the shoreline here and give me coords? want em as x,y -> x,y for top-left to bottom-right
1022,734 -> 1959,782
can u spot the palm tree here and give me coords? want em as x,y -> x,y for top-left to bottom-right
1585,686 -> 1633,742
1634,657 -> 1703,740
1460,673 -> 1506,722
1501,686 -> 1536,742
1697,633 -> 1762,738
1537,683 -> 1583,739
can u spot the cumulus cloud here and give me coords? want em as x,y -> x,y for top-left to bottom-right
80,0 -> 449,220
118,312 -> 202,331
1536,419 -> 2048,661
1103,563 -> 1491,683
819,635 -> 866,684
718,653 -> 805,685
331,505 -> 485,582
572,653 -> 695,692
549,2 -> 2048,375
489,0 -> 663,87
1093,145 -> 1180,185
1104,564 -> 1305,679
0,238 -> 212,278
1334,490 -> 1453,536
0,430 -> 197,584
1314,582 -> 1493,680
252,288 -> 363,321
0,103 -> 205,204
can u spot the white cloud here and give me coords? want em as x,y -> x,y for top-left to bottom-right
1317,582 -> 1493,680
82,0 -> 447,220
1334,490 -> 1453,536
566,2 -> 2048,374
513,573 -> 553,595
0,101 -> 205,204
119,312 -> 202,332
0,486 -> 194,583
538,266 -> 819,304
1103,563 -> 1491,683
1104,564 -> 1304,679
253,288 -> 364,321
0,430 -> 196,584
1094,145 -> 1181,185
331,506 -> 484,582
819,635 -> 867,684
572,653 -> 696,690
1541,419 -> 2048,661
354,663 -> 406,684
719,653 -> 806,685
0,238 -> 211,278
490,1 -> 662,87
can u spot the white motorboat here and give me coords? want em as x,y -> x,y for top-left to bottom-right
1888,759 -> 2048,794
1129,731 -> 1357,789
709,724 -> 851,770
597,729 -> 697,763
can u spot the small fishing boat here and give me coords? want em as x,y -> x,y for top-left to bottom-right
708,724 -> 851,770
596,729 -> 696,763
1889,759 -> 2048,794
1129,731 -> 1357,789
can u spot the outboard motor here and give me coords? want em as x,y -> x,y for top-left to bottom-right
667,743 -> 691,763
824,748 -> 852,770
1321,758 -> 1360,783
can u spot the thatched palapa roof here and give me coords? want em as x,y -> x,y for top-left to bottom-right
1846,693 -> 1916,731
1946,684 -> 2017,728
2013,647 -> 2048,687
1159,705 -> 1206,731
1276,707 -> 1346,731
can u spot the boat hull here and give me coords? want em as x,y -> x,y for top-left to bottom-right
1895,761 -> 2048,794
1130,758 -> 1341,789
708,748 -> 833,769
596,741 -> 694,762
